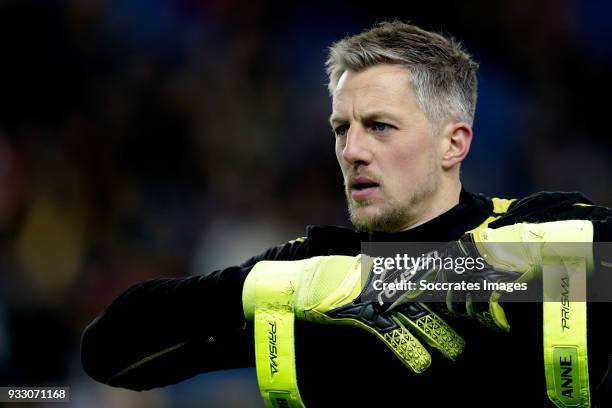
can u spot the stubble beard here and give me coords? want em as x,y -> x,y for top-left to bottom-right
346,170 -> 441,233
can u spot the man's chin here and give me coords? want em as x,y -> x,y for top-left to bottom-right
348,202 -> 410,233
348,204 -> 384,232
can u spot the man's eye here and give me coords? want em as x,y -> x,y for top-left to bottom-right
333,124 -> 349,137
371,122 -> 389,132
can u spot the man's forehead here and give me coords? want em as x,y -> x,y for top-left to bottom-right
334,65 -> 410,94
331,65 -> 415,119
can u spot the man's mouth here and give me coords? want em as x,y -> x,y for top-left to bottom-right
349,176 -> 380,201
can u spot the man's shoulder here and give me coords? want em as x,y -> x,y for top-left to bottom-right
486,190 -> 611,228
240,225 -> 360,266
302,224 -> 361,256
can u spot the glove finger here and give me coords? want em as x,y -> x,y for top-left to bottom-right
392,302 -> 465,361
445,288 -> 470,317
326,302 -> 431,373
463,289 -> 509,332
382,315 -> 432,373
488,291 -> 510,332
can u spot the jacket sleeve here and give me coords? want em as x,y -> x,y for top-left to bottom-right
80,237 -> 309,391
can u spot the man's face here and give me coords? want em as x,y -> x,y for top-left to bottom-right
331,64 -> 444,232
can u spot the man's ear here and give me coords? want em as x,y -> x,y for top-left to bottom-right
441,122 -> 473,170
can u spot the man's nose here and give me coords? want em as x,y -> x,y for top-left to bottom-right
341,127 -> 372,165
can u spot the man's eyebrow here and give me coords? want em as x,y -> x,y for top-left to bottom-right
360,111 -> 400,123
330,111 -> 399,126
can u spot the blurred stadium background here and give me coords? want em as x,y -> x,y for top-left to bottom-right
0,0 -> 611,406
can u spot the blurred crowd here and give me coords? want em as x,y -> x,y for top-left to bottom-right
0,0 -> 610,406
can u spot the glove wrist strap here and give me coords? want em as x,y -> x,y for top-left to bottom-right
543,260 -> 590,408
251,262 -> 305,408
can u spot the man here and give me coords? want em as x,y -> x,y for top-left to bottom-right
81,21 -> 612,407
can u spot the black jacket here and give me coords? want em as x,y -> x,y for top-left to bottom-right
81,190 -> 612,407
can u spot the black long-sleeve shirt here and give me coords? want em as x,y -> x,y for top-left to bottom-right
81,190 -> 612,407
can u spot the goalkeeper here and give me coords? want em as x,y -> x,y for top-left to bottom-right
81,21 -> 612,407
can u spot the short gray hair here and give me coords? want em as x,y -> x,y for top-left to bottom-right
326,21 -> 479,130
